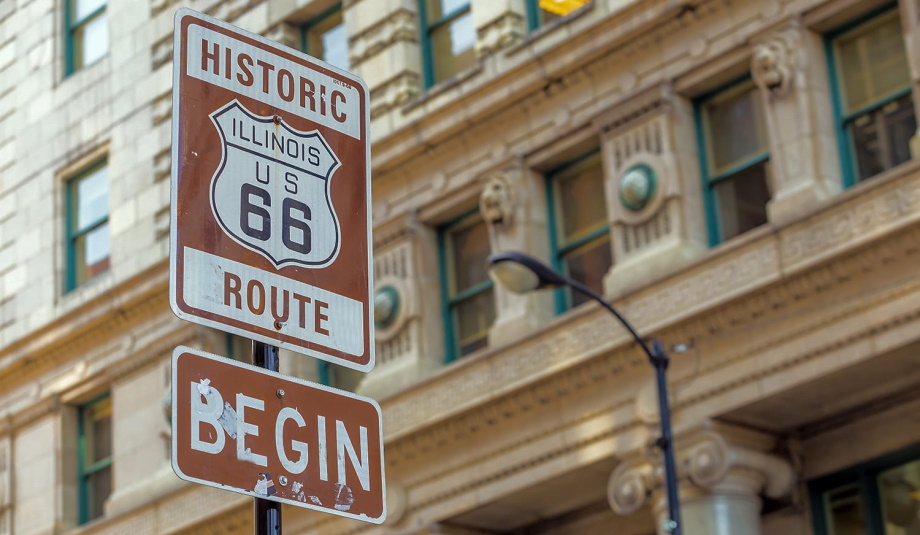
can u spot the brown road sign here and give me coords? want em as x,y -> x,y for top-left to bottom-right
169,8 -> 374,371
171,346 -> 386,523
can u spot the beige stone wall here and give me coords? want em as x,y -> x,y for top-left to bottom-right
0,0 -> 919,533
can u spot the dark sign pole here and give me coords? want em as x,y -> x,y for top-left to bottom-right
252,341 -> 282,535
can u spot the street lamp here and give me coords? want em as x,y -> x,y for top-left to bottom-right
487,250 -> 683,534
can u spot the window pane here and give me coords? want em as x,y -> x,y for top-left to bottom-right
449,218 -> 490,294
75,222 -> 110,285
535,5 -> 560,27
562,236 -> 612,308
426,0 -> 469,22
74,0 -> 105,22
74,12 -> 108,70
321,23 -> 349,70
75,165 -> 108,231
327,364 -> 364,392
826,483 -> 867,535
878,458 -> 920,533
713,161 -> 770,241
850,94 -> 917,181
454,287 -> 495,356
837,13 -> 910,115
83,397 -> 112,464
556,153 -> 606,245
88,465 -> 112,521
431,10 -> 475,83
306,10 -> 349,71
704,84 -> 768,176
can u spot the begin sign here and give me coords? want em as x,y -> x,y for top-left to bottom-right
170,8 -> 373,371
171,347 -> 386,522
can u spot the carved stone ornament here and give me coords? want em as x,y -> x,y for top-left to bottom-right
608,461 -> 657,515
751,32 -> 797,98
373,285 -> 401,330
619,163 -> 657,212
608,428 -> 795,516
479,172 -> 514,225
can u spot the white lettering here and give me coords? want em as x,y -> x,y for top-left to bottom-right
336,420 -> 369,491
275,407 -> 308,474
236,393 -> 268,466
318,415 -> 328,482
191,381 -> 225,454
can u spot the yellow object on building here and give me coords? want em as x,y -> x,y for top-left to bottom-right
539,0 -> 590,16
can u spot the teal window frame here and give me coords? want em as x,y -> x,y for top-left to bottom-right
809,442 -> 920,535
417,0 -> 472,88
64,0 -> 107,76
77,393 -> 112,525
824,3 -> 912,189
693,76 -> 771,247
300,3 -> 347,70
317,361 -> 332,385
437,210 -> 494,363
544,148 -> 611,314
525,0 -> 562,32
65,158 -> 109,292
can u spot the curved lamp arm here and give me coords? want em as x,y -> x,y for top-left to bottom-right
486,251 -> 657,362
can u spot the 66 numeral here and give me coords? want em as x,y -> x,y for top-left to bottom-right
240,183 -> 312,254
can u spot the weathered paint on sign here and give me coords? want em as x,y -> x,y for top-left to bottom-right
171,346 -> 386,522
169,8 -> 374,371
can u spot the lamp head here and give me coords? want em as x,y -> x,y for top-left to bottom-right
487,251 -> 569,294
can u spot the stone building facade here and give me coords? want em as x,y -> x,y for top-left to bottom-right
1,0 -> 920,533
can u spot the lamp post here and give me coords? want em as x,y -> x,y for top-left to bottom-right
487,251 -> 682,535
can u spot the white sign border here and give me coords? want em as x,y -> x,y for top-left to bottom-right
169,7 -> 375,373
170,345 -> 387,524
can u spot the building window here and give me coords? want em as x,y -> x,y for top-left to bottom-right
65,0 -> 108,75
696,79 -> 772,246
546,150 -> 612,312
419,0 -> 476,87
66,159 -> 110,291
302,4 -> 349,71
317,361 -> 363,392
828,9 -> 916,186
78,394 -> 112,525
810,444 -> 920,534
525,0 -> 561,31
224,333 -> 250,361
439,211 -> 495,361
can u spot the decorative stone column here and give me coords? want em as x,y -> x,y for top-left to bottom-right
751,19 -> 842,226
608,423 -> 794,535
898,0 -> 920,157
480,163 -> 554,347
596,84 -> 708,299
357,214 -> 445,399
345,0 -> 423,120
471,0 -> 528,58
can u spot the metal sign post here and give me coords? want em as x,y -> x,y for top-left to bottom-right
253,341 -> 281,535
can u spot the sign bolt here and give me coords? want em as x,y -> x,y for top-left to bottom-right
278,476 -> 288,486
276,389 -> 285,398
273,115 -> 281,125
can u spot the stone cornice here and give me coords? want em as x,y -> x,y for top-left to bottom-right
379,240 -> 920,532
0,260 -> 171,394
370,0 -> 716,172
380,163 -> 920,445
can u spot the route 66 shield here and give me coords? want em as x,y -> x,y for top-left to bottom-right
209,100 -> 341,268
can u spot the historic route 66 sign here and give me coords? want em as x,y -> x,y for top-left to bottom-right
210,101 -> 341,267
170,9 -> 373,372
